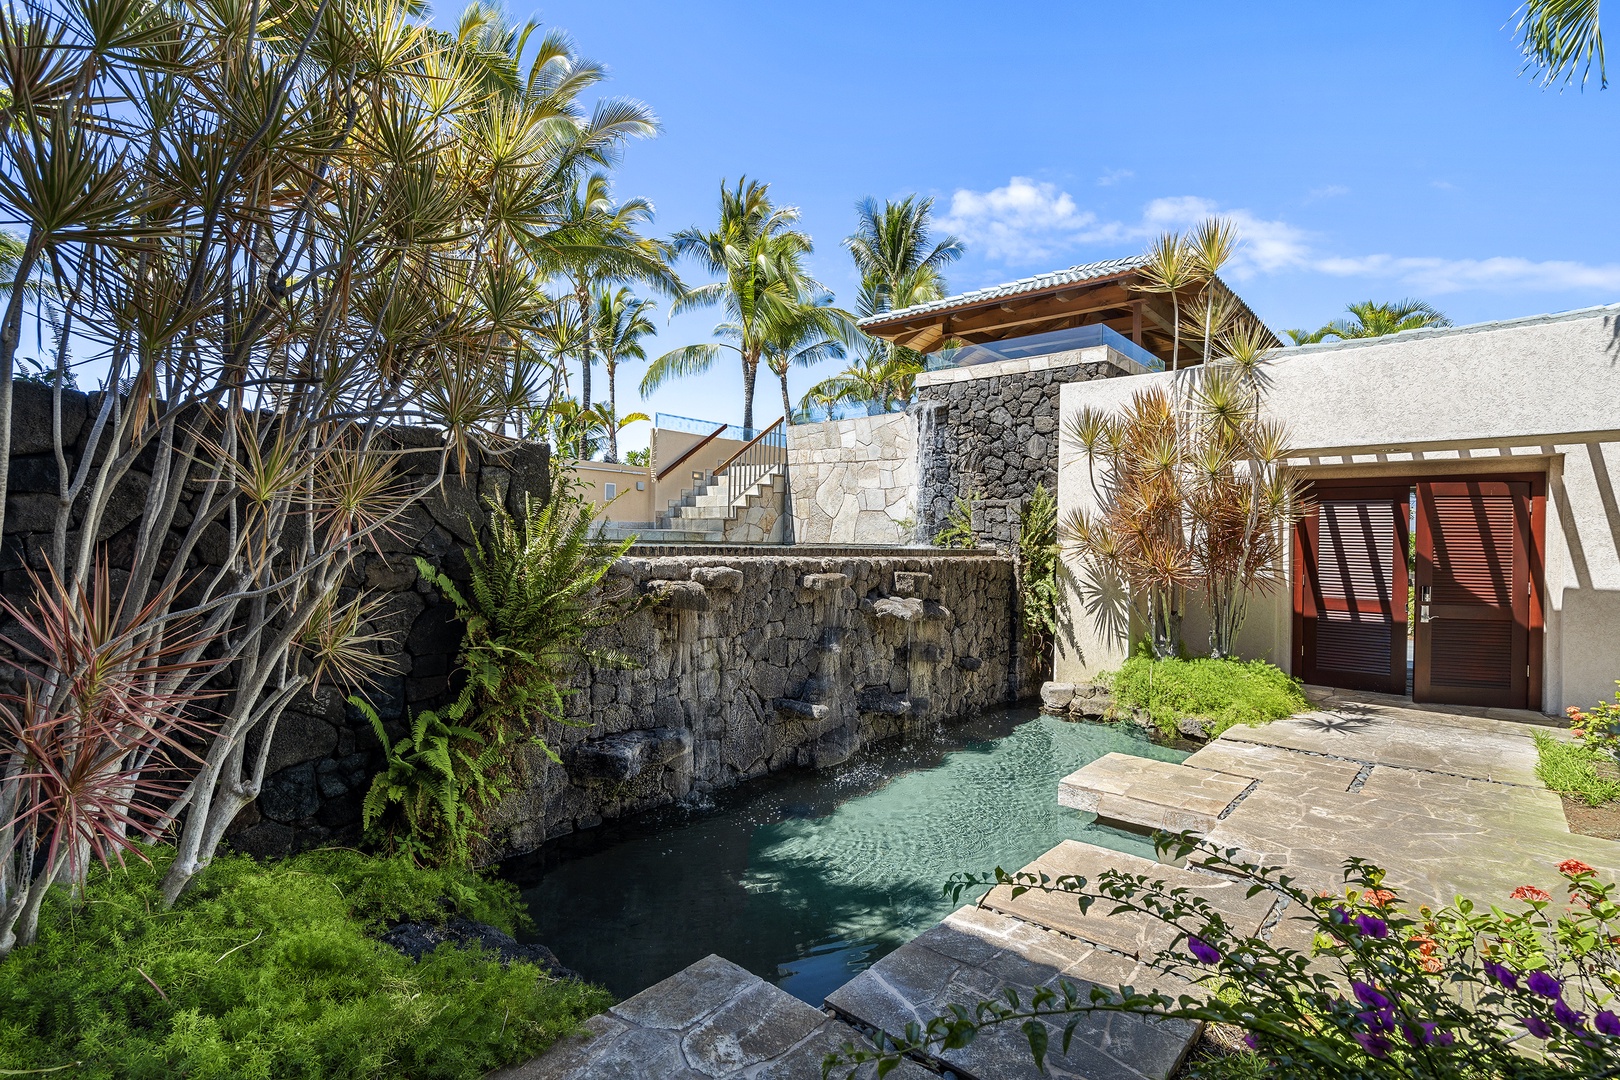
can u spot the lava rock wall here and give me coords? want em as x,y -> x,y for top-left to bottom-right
485,548 -> 1019,856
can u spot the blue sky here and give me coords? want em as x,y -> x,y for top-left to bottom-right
465,1 -> 1619,449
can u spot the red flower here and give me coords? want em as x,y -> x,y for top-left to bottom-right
1419,956 -> 1443,974
1511,885 -> 1552,903
1363,889 -> 1398,907
1558,859 -> 1596,876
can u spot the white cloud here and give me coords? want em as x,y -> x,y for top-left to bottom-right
1096,168 -> 1134,187
941,176 -> 1620,297
939,177 -> 1107,262
1306,184 -> 1350,201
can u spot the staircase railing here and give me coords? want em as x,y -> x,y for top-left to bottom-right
710,418 -> 786,506
655,422 -> 730,483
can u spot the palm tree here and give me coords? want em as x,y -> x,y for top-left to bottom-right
762,299 -> 844,423
534,174 -> 679,419
799,351 -> 922,418
803,195 -> 962,415
844,195 -> 964,319
642,178 -> 834,431
590,286 -> 657,461
1287,300 -> 1451,344
1517,0 -> 1604,88
1132,232 -> 1202,371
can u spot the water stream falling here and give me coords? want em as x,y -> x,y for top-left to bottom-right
508,708 -> 1188,1006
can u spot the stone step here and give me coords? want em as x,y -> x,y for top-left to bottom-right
595,526 -> 719,543
825,904 -> 1199,1080
1058,752 -> 1256,834
500,954 -> 933,1080
981,839 -> 1278,959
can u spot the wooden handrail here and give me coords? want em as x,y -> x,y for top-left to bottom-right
712,417 -> 784,476
655,423 -> 729,482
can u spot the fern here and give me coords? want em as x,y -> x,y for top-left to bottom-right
1018,483 -> 1061,666
933,488 -> 980,549
364,476 -> 647,866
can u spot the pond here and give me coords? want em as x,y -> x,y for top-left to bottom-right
507,708 -> 1188,1007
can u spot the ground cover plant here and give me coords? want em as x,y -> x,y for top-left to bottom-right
1538,683 -> 1620,807
826,839 -> 1620,1079
0,849 -> 610,1079
1103,651 -> 1308,739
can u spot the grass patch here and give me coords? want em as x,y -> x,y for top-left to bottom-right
1534,731 -> 1620,806
1105,654 -> 1308,739
0,849 -> 610,1079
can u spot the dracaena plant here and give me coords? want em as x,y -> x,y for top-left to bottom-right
826,838 -> 1620,1079
1061,328 -> 1305,659
0,0 -> 655,920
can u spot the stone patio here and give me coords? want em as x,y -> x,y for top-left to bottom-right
510,693 -> 1618,1080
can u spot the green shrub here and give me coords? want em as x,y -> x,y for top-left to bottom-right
1534,731 -> 1620,806
1018,483 -> 1060,665
0,849 -> 610,1079
1105,652 -> 1307,738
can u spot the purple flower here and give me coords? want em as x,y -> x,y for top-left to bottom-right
1597,1010 -> 1620,1036
1554,999 -> 1588,1030
1353,1030 -> 1392,1058
1351,981 -> 1391,1010
1242,1032 -> 1260,1051
1483,961 -> 1518,990
1330,905 -> 1351,925
1353,913 -> 1389,938
1522,1015 -> 1554,1040
1434,1029 -> 1455,1047
1527,970 -> 1563,999
1187,936 -> 1221,965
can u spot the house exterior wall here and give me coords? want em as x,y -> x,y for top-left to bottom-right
913,346 -> 1138,547
786,412 -> 918,545
571,460 -> 655,522
1054,304 -> 1620,715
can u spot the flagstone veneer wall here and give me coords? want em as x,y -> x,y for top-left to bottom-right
486,548 -> 1019,856
785,412 -> 918,545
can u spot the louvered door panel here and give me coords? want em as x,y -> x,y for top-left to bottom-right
1295,487 -> 1408,694
1414,482 -> 1529,708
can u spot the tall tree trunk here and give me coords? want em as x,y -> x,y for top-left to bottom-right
575,285 -> 593,459
0,228 -> 45,542
741,354 -> 758,433
779,368 -> 793,426
606,361 -> 619,462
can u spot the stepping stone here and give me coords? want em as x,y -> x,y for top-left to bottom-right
981,840 -> 1279,959
1218,709 -> 1544,786
1058,753 -> 1256,833
499,954 -> 932,1080
1182,741 -> 1365,798
825,904 -> 1200,1080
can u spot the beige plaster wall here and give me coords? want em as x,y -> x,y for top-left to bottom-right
571,460 -> 655,523
786,412 -> 918,545
1055,304 -> 1620,714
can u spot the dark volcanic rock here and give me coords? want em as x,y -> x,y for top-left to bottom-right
379,915 -> 578,979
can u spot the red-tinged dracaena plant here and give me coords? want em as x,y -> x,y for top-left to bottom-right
0,564 -> 220,954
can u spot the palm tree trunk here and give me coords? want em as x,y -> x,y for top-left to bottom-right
0,228 -> 44,542
741,355 -> 758,433
575,285 -> 593,458
779,369 -> 793,425
606,360 -> 619,462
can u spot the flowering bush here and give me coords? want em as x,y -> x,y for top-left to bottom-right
1567,681 -> 1620,759
825,838 -> 1619,1079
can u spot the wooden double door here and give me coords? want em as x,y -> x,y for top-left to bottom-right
1294,478 -> 1543,709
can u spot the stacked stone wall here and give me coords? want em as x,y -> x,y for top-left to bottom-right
914,357 -> 1130,546
487,549 -> 1018,855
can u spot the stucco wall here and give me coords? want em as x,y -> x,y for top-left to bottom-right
786,412 -> 918,544
1054,304 -> 1620,714
572,460 -> 655,522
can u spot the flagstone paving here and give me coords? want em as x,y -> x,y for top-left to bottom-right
508,693 -> 1618,1080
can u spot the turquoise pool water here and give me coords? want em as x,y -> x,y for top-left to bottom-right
509,708 -> 1188,1005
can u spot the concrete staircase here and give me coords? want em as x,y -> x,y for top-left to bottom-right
598,465 -> 786,544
